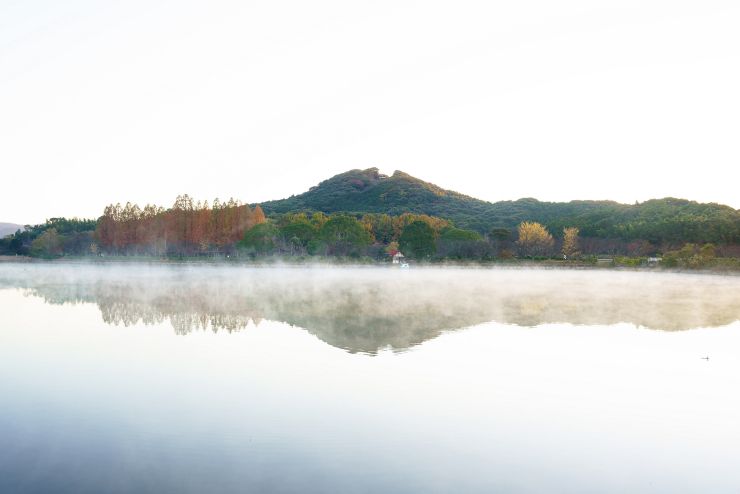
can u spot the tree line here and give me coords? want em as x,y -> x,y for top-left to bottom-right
238,212 -> 460,258
96,195 -> 266,255
0,217 -> 96,258
238,213 -> 586,261
0,196 -> 266,257
2,195 -> 738,264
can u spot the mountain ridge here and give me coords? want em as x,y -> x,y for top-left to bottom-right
260,168 -> 740,243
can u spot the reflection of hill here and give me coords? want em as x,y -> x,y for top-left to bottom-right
2,265 -> 740,354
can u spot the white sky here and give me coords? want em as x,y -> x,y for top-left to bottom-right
1,1 -> 739,224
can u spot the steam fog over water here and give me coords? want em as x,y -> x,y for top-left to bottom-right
2,264 -> 739,352
1,263 -> 740,492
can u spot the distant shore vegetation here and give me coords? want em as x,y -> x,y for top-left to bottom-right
1,197 -> 738,271
2,167 -> 740,269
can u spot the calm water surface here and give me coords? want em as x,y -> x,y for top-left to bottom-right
1,263 -> 739,493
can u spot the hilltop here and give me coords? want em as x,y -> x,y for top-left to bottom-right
261,168 -> 740,244
263,168 -> 480,216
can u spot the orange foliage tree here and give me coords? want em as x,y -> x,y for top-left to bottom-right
96,195 -> 265,255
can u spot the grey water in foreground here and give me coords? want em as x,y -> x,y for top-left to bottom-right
1,263 -> 739,493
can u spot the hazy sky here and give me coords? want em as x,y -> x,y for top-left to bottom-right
2,1 -> 739,224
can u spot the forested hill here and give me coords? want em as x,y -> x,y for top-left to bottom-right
261,168 -> 740,244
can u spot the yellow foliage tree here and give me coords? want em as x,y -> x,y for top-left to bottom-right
30,228 -> 63,258
517,221 -> 554,257
562,227 -> 580,259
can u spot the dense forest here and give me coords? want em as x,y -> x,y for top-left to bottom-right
0,217 -> 97,257
262,168 -> 740,245
239,212 -> 460,258
0,196 -> 265,257
1,168 -> 739,263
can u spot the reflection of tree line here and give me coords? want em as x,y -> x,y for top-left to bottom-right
98,298 -> 260,335
8,268 -> 740,353
29,284 -> 267,336
22,281 -> 460,351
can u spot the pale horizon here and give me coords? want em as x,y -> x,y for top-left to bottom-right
2,1 -> 740,224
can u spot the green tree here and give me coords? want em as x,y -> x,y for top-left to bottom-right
239,223 -> 278,255
440,227 -> 482,242
489,228 -> 512,242
279,220 -> 317,252
319,215 -> 372,256
437,227 -> 488,258
664,242 -> 717,268
399,221 -> 436,259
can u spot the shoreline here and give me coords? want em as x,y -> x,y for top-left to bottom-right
1,255 -> 739,276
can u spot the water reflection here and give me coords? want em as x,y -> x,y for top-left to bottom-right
2,264 -> 739,353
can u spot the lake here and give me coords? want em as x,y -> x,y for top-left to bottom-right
1,263 -> 739,493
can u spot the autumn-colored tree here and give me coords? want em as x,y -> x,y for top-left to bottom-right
310,211 -> 328,229
562,227 -> 580,259
277,212 -> 308,227
699,243 -> 716,261
367,214 -> 394,244
120,202 -> 141,248
253,205 -> 266,226
391,213 -> 450,240
517,221 -> 554,257
30,228 -> 63,257
96,204 -> 117,250
664,242 -> 718,268
95,196 -> 265,256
